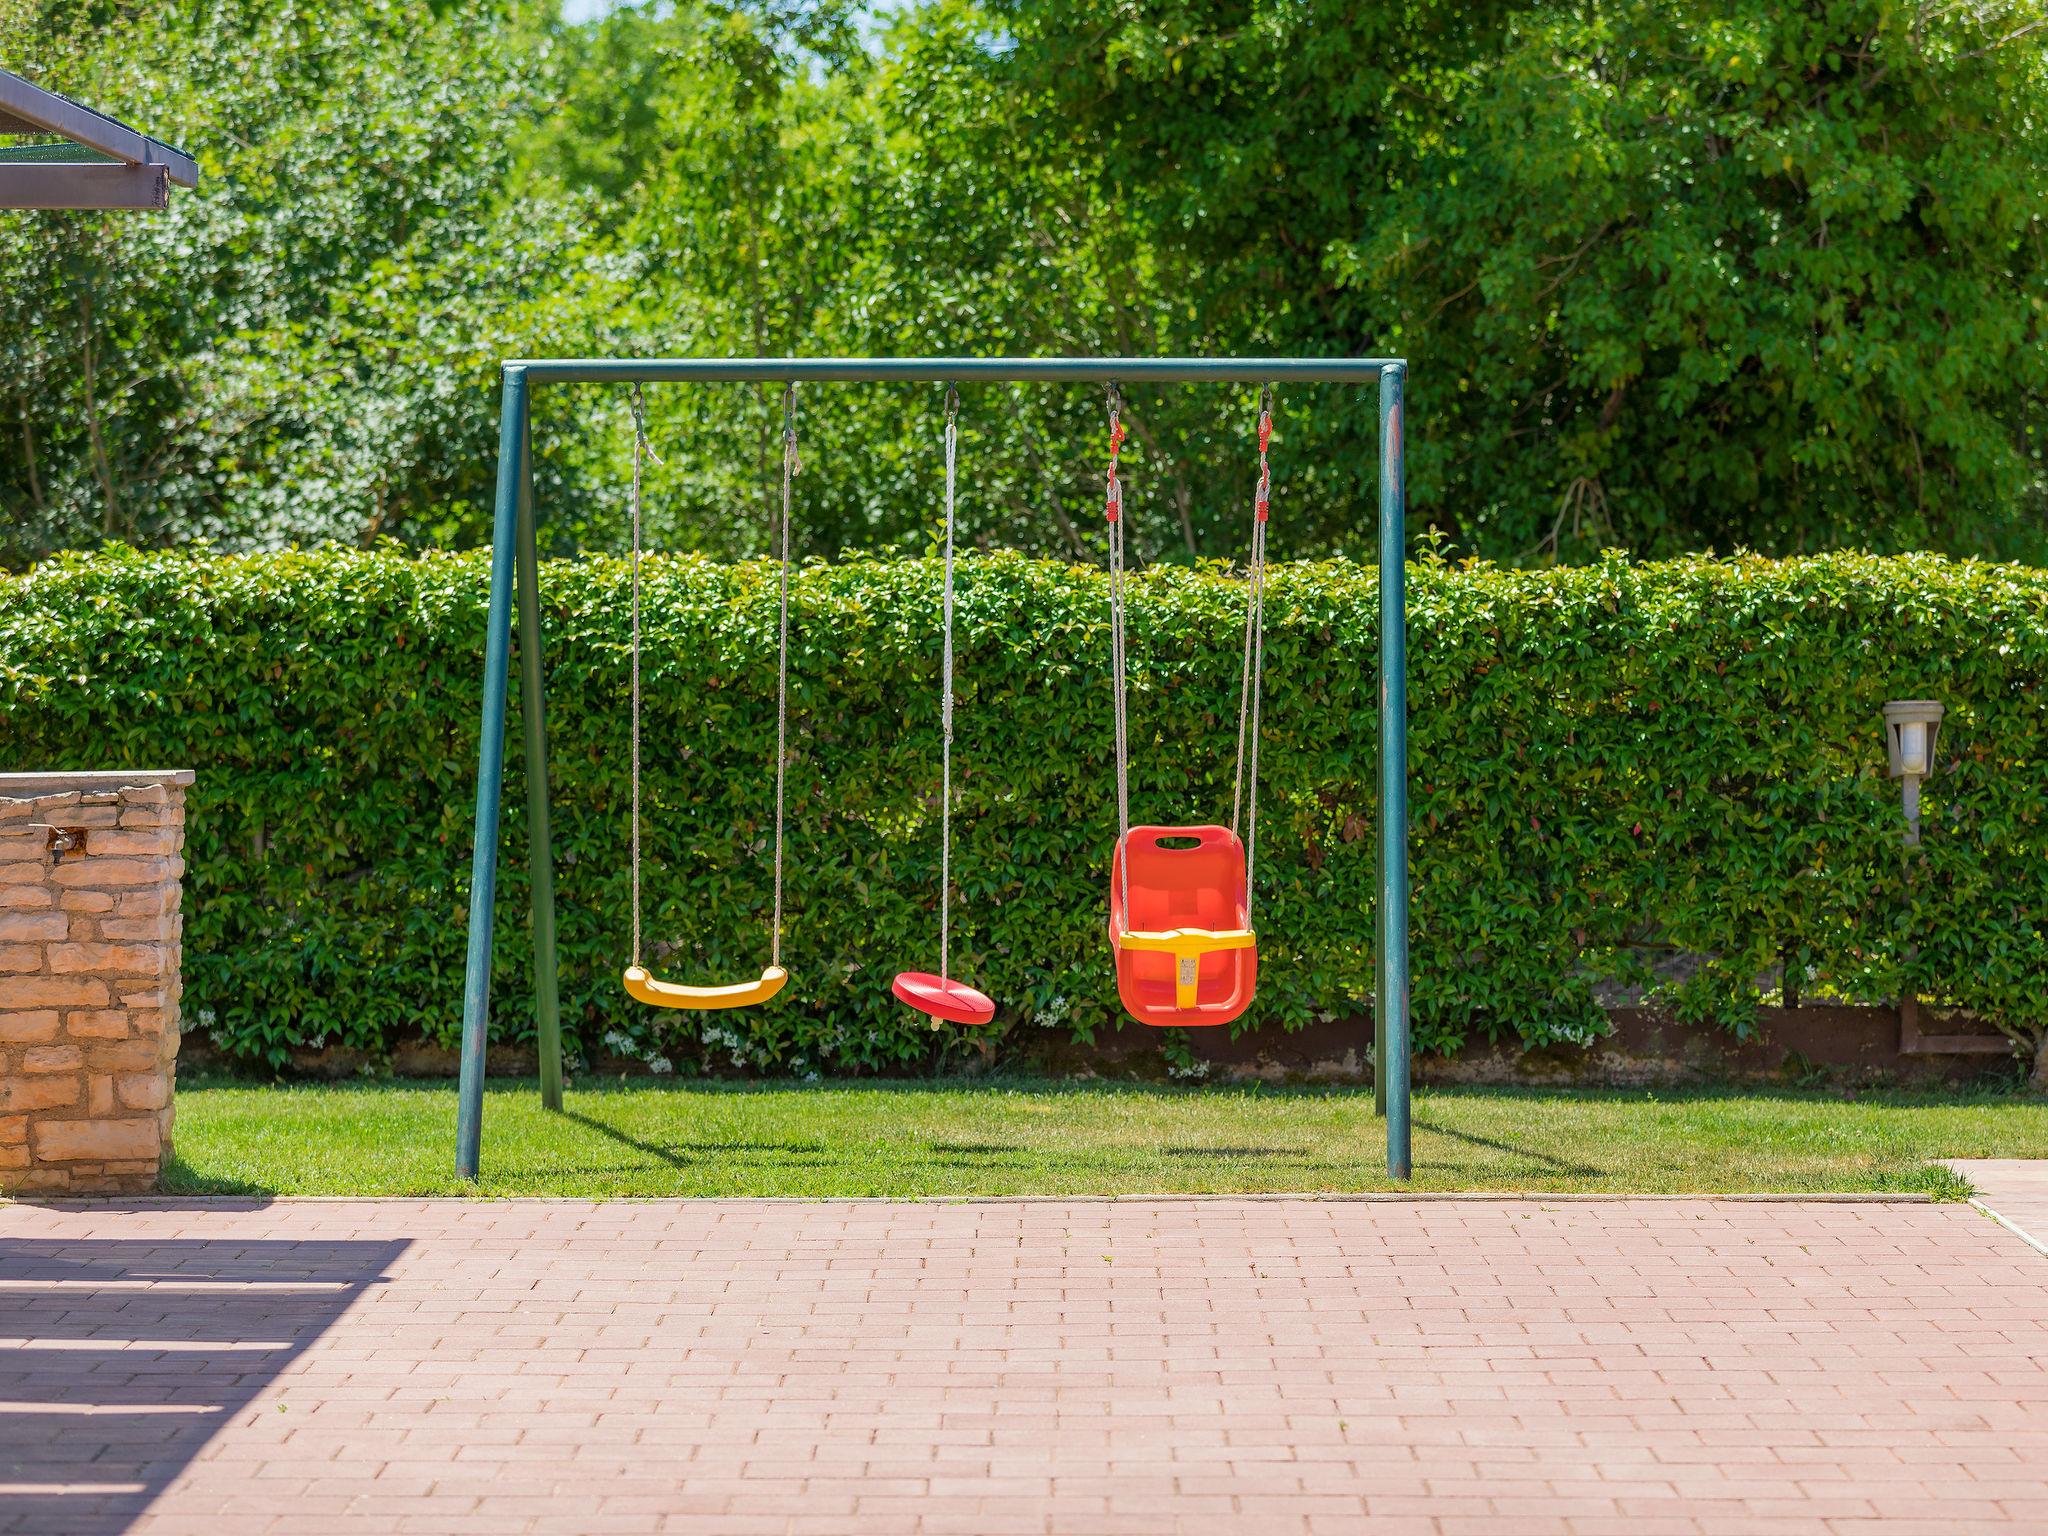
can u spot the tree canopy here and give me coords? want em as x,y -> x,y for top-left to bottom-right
3,0 -> 2044,567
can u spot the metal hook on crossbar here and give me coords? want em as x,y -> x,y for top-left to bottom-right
781,383 -> 800,476
626,383 -> 663,464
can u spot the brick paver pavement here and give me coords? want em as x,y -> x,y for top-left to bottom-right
3,1195 -> 2045,1535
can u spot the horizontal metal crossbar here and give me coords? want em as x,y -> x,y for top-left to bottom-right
506,356 -> 1403,385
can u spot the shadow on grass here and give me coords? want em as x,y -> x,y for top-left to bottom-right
178,1072 -> 2039,1112
1162,1146 -> 1307,1159
1413,1119 -> 1603,1177
156,1155 -> 278,1197
559,1110 -> 827,1171
534,1077 -> 2034,1109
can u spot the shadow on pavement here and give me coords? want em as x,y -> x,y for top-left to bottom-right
0,1223 -> 405,1536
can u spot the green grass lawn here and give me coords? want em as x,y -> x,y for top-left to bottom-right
156,1076 -> 2048,1199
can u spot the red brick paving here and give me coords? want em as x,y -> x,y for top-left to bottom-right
2,1195 -> 2045,1534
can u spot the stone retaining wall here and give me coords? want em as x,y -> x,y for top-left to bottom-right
0,771 -> 190,1195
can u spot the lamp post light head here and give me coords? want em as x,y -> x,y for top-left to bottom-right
1882,700 -> 1944,847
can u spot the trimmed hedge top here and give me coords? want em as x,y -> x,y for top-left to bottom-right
2,546 -> 2043,1070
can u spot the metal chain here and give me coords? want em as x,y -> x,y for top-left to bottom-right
772,384 -> 797,967
1104,384 -> 1130,913
1232,385 -> 1274,918
629,385 -> 647,969
940,384 -> 959,980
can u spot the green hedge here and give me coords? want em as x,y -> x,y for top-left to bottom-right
3,546 -> 2044,1070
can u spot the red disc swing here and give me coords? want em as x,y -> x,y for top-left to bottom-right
1103,385 -> 1274,1028
891,385 -> 997,1027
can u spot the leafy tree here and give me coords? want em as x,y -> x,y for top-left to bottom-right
0,0 -> 596,562
4,0 -> 2044,567
993,0 -> 2048,561
519,0 -> 897,559
544,0 -> 1309,568
830,0 -> 1303,565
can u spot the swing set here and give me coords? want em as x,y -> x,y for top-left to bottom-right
454,357 -> 1411,1180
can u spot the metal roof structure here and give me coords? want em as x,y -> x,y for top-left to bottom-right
0,67 -> 198,209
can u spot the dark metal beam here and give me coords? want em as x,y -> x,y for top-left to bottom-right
0,67 -> 199,189
0,161 -> 168,210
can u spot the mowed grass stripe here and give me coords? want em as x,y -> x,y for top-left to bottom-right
157,1078 -> 2048,1199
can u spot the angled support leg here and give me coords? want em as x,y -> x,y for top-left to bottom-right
515,425 -> 564,1112
457,366 -> 530,1180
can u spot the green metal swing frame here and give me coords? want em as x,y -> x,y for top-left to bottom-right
453,357 -> 1412,1180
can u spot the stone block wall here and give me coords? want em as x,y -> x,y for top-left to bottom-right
0,771 -> 190,1194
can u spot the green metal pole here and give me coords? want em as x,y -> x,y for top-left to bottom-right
1374,634 -> 1386,1116
456,366 -> 529,1180
1374,487 -> 1387,1120
515,425 -> 563,1112
1375,894 -> 1387,1115
1378,363 -> 1411,1180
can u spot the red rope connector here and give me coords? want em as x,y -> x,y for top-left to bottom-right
1105,413 -> 1126,521
1255,402 -> 1273,520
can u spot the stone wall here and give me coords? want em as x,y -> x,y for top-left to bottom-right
0,771 -> 190,1195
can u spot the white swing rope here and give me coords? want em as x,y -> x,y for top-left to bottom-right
1106,385 -> 1271,923
1231,384 -> 1274,922
626,383 -> 794,977
1104,385 -> 1131,914
771,385 -> 797,968
939,385 -> 960,981
628,384 -> 657,971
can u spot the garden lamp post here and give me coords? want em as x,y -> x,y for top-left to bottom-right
1882,700 -> 1944,848
1884,698 -> 1992,1056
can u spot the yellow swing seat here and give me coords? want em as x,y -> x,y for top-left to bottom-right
617,382 -> 800,1021
623,964 -> 788,1012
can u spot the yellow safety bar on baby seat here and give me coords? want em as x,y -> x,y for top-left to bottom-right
1112,927 -> 1256,1010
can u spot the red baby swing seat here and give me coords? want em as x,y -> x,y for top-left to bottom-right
1109,825 -> 1258,1027
1099,384 -> 1273,1030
